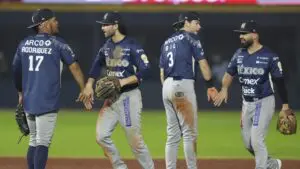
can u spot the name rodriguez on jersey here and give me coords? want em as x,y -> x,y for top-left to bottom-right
21,39 -> 52,54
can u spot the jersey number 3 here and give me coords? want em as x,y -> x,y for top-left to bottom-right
29,55 -> 44,71
167,52 -> 174,67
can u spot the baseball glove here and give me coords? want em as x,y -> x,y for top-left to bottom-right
15,104 -> 29,143
276,109 -> 297,135
95,76 -> 121,103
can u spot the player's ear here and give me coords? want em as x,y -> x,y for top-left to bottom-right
183,20 -> 189,28
113,24 -> 118,30
252,33 -> 259,40
40,20 -> 49,31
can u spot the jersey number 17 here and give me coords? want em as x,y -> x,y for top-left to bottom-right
29,55 -> 44,71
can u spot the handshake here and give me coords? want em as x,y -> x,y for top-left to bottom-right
76,76 -> 122,111
206,86 -> 229,107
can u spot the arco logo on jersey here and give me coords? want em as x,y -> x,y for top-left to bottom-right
25,40 -> 52,47
237,65 -> 265,75
164,34 -> 184,45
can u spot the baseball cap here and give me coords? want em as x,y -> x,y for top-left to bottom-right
27,8 -> 55,29
96,12 -> 122,25
172,12 -> 200,28
233,20 -> 258,33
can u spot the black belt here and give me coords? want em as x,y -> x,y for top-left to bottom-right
243,94 -> 273,102
170,76 -> 194,81
173,76 -> 183,81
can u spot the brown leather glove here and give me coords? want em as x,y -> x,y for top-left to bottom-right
95,76 -> 121,103
277,109 -> 297,135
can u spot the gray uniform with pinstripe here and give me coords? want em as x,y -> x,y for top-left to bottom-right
159,30 -> 205,169
88,37 -> 154,169
227,47 -> 284,169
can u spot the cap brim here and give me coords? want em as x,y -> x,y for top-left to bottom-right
27,23 -> 41,29
233,30 -> 252,33
96,20 -> 114,24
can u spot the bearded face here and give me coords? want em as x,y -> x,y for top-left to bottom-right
239,33 -> 254,49
101,24 -> 117,38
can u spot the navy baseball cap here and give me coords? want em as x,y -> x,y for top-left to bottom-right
172,12 -> 200,28
96,12 -> 122,25
28,8 -> 55,29
233,20 -> 258,33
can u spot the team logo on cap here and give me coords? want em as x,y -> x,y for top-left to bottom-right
103,13 -> 108,20
241,23 -> 246,29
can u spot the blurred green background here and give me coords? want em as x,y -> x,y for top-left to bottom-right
1,110 -> 299,159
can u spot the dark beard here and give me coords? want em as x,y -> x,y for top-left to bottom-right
105,31 -> 116,38
240,39 -> 253,49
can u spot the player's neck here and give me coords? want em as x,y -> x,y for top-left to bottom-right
247,42 -> 263,55
112,32 -> 125,43
38,27 -> 53,35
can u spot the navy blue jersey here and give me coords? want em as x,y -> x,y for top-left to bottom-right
227,46 -> 284,99
12,33 -> 77,115
159,30 -> 205,80
88,36 -> 150,90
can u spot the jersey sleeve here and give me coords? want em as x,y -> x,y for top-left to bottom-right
226,50 -> 239,76
12,44 -> 23,92
88,48 -> 106,79
131,42 -> 151,83
270,54 -> 284,78
53,37 -> 77,65
187,33 -> 205,61
60,43 -> 77,65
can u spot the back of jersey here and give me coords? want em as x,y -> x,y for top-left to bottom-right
159,30 -> 205,80
13,33 -> 76,115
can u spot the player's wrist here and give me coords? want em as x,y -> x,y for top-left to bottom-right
281,104 -> 289,111
221,87 -> 228,92
204,78 -> 214,89
86,78 -> 95,88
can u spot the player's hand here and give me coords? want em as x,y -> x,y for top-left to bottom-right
213,87 -> 228,107
76,92 -> 88,103
207,87 -> 218,102
83,98 -> 93,111
78,86 -> 94,104
18,92 -> 23,105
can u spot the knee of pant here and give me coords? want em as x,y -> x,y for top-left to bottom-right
167,133 -> 181,144
96,132 -> 110,145
182,130 -> 197,142
36,138 -> 51,147
29,135 -> 37,147
243,140 -> 252,150
129,134 -> 145,152
250,137 -> 263,150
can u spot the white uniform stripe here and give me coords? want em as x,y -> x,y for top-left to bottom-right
192,56 -> 195,76
60,60 -> 63,87
269,73 -> 274,92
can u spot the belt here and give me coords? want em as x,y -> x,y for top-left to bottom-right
243,94 -> 273,102
173,76 -> 183,81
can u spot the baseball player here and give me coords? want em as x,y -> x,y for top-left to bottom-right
82,12 -> 154,169
12,8 -> 87,169
159,12 -> 218,169
214,20 -> 292,169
